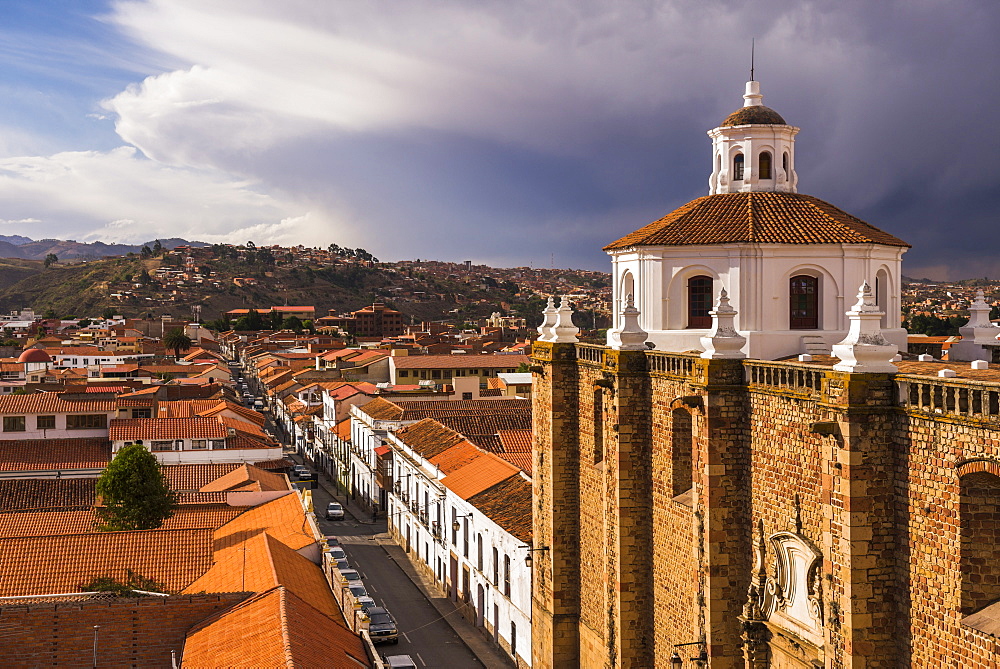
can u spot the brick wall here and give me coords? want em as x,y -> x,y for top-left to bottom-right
1,593 -> 248,668
531,346 -> 1000,668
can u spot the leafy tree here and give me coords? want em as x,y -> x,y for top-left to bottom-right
163,327 -> 193,358
96,443 -> 178,531
77,319 -> 92,328
140,245 -> 153,259
282,315 -> 304,332
82,569 -> 166,596
43,253 -> 58,268
152,239 -> 162,255
516,362 -> 531,373
234,308 -> 265,331
102,308 -> 117,320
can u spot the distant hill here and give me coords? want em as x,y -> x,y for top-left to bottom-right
0,236 -> 207,261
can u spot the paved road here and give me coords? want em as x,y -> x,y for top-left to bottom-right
312,477 -> 485,668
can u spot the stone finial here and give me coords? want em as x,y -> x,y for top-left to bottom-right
608,293 -> 648,351
700,288 -> 746,359
550,296 -> 580,344
832,282 -> 898,373
950,289 -> 1000,361
537,296 -> 557,342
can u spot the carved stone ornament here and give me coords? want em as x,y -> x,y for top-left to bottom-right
700,287 -> 747,359
742,520 -> 825,659
536,296 -> 558,342
832,282 -> 898,373
950,289 -> 1000,361
608,293 -> 648,351
550,296 -> 580,343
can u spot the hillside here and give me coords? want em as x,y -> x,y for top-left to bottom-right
0,236 -> 206,261
0,247 -> 612,328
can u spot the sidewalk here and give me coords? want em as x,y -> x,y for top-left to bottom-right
298,455 -> 512,668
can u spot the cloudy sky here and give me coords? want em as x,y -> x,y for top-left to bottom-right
0,1 -> 997,277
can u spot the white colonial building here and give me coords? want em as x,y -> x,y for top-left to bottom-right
606,80 -> 910,360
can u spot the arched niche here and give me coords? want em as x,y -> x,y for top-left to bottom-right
664,266 -> 720,331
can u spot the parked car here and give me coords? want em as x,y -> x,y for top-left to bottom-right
326,502 -> 345,521
292,465 -> 309,478
357,595 -> 377,613
348,584 -> 369,600
334,558 -> 350,570
338,569 -> 363,587
384,656 -> 417,669
366,607 -> 398,644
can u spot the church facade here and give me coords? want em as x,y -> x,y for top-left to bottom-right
530,82 -> 1000,667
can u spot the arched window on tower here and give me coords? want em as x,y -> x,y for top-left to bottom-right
960,467 -> 1000,614
687,276 -> 713,328
733,154 -> 745,181
782,152 -> 789,177
876,269 -> 889,328
790,275 -> 819,330
759,151 -> 772,179
671,408 -> 694,504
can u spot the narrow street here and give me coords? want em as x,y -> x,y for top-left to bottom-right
311,482 -> 485,668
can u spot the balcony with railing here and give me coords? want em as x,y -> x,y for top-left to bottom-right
897,375 -> 1000,425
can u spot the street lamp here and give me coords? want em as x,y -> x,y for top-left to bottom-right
520,544 -> 549,567
452,513 -> 472,533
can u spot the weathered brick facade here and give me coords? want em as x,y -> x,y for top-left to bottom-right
531,342 -> 1000,668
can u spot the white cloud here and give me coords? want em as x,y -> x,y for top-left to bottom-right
0,146 -> 348,246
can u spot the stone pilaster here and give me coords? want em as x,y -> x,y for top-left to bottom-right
531,341 -> 581,668
821,371 -> 898,667
604,349 -> 654,667
695,358 -> 751,667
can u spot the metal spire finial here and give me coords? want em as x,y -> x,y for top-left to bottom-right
750,38 -> 755,81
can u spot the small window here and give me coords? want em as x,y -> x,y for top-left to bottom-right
463,518 -> 469,558
492,547 -> 499,584
759,151 -> 772,179
733,154 -> 745,181
477,534 -> 484,571
151,440 -> 174,451
687,276 -> 713,329
210,440 -> 225,450
36,415 -> 56,430
432,370 -> 441,379
67,414 -> 107,430
3,416 -> 26,432
511,621 -> 517,659
462,392 -> 473,400
790,275 -> 819,330
783,152 -> 789,177
398,370 -> 408,377
191,440 -> 207,450
503,554 -> 511,596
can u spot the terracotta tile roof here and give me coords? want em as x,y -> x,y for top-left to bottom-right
0,528 -> 214,596
200,464 -> 289,493
178,491 -> 234,505
0,509 -> 98,537
184,531 -> 340,619
252,457 -> 296,471
494,429 -> 534,475
197,400 -> 266,426
357,397 -> 529,422
213,493 -> 316,553
604,192 -> 910,250
0,392 -> 117,414
0,438 -> 111,471
467,474 -> 533,543
396,418 -> 468,460
429,441 -> 487,476
109,417 -> 227,440
0,478 -> 96,510
0,506 -> 241,538
335,418 -> 352,441
218,415 -> 268,439
157,399 -> 220,418
391,353 -> 529,369
442,452 -> 522,500
436,412 -> 532,438
182,586 -> 368,668
163,463 -> 242,491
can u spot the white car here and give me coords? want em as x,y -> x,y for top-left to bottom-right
326,502 -> 345,520
385,655 -> 417,668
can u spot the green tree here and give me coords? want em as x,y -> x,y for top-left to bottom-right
102,308 -> 116,320
152,239 -> 162,255
43,253 -> 58,268
282,315 -> 304,332
163,327 -> 193,358
82,569 -> 166,596
140,245 -> 153,259
96,443 -> 178,531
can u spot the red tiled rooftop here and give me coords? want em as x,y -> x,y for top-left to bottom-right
109,417 -> 227,440
0,438 -> 111,471
0,528 -> 214,597
391,353 -> 529,369
0,392 -> 117,414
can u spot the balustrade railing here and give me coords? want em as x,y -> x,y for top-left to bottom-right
575,344 -> 604,365
897,375 -> 1000,423
744,360 -> 823,394
646,351 -> 696,377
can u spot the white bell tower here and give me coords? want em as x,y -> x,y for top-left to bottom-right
708,80 -> 799,194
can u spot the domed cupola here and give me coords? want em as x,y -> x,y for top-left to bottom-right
708,80 -> 798,194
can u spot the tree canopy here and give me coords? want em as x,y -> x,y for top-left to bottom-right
96,443 -> 178,531
163,327 -> 193,358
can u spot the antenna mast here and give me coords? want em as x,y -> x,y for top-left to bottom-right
750,38 -> 755,81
